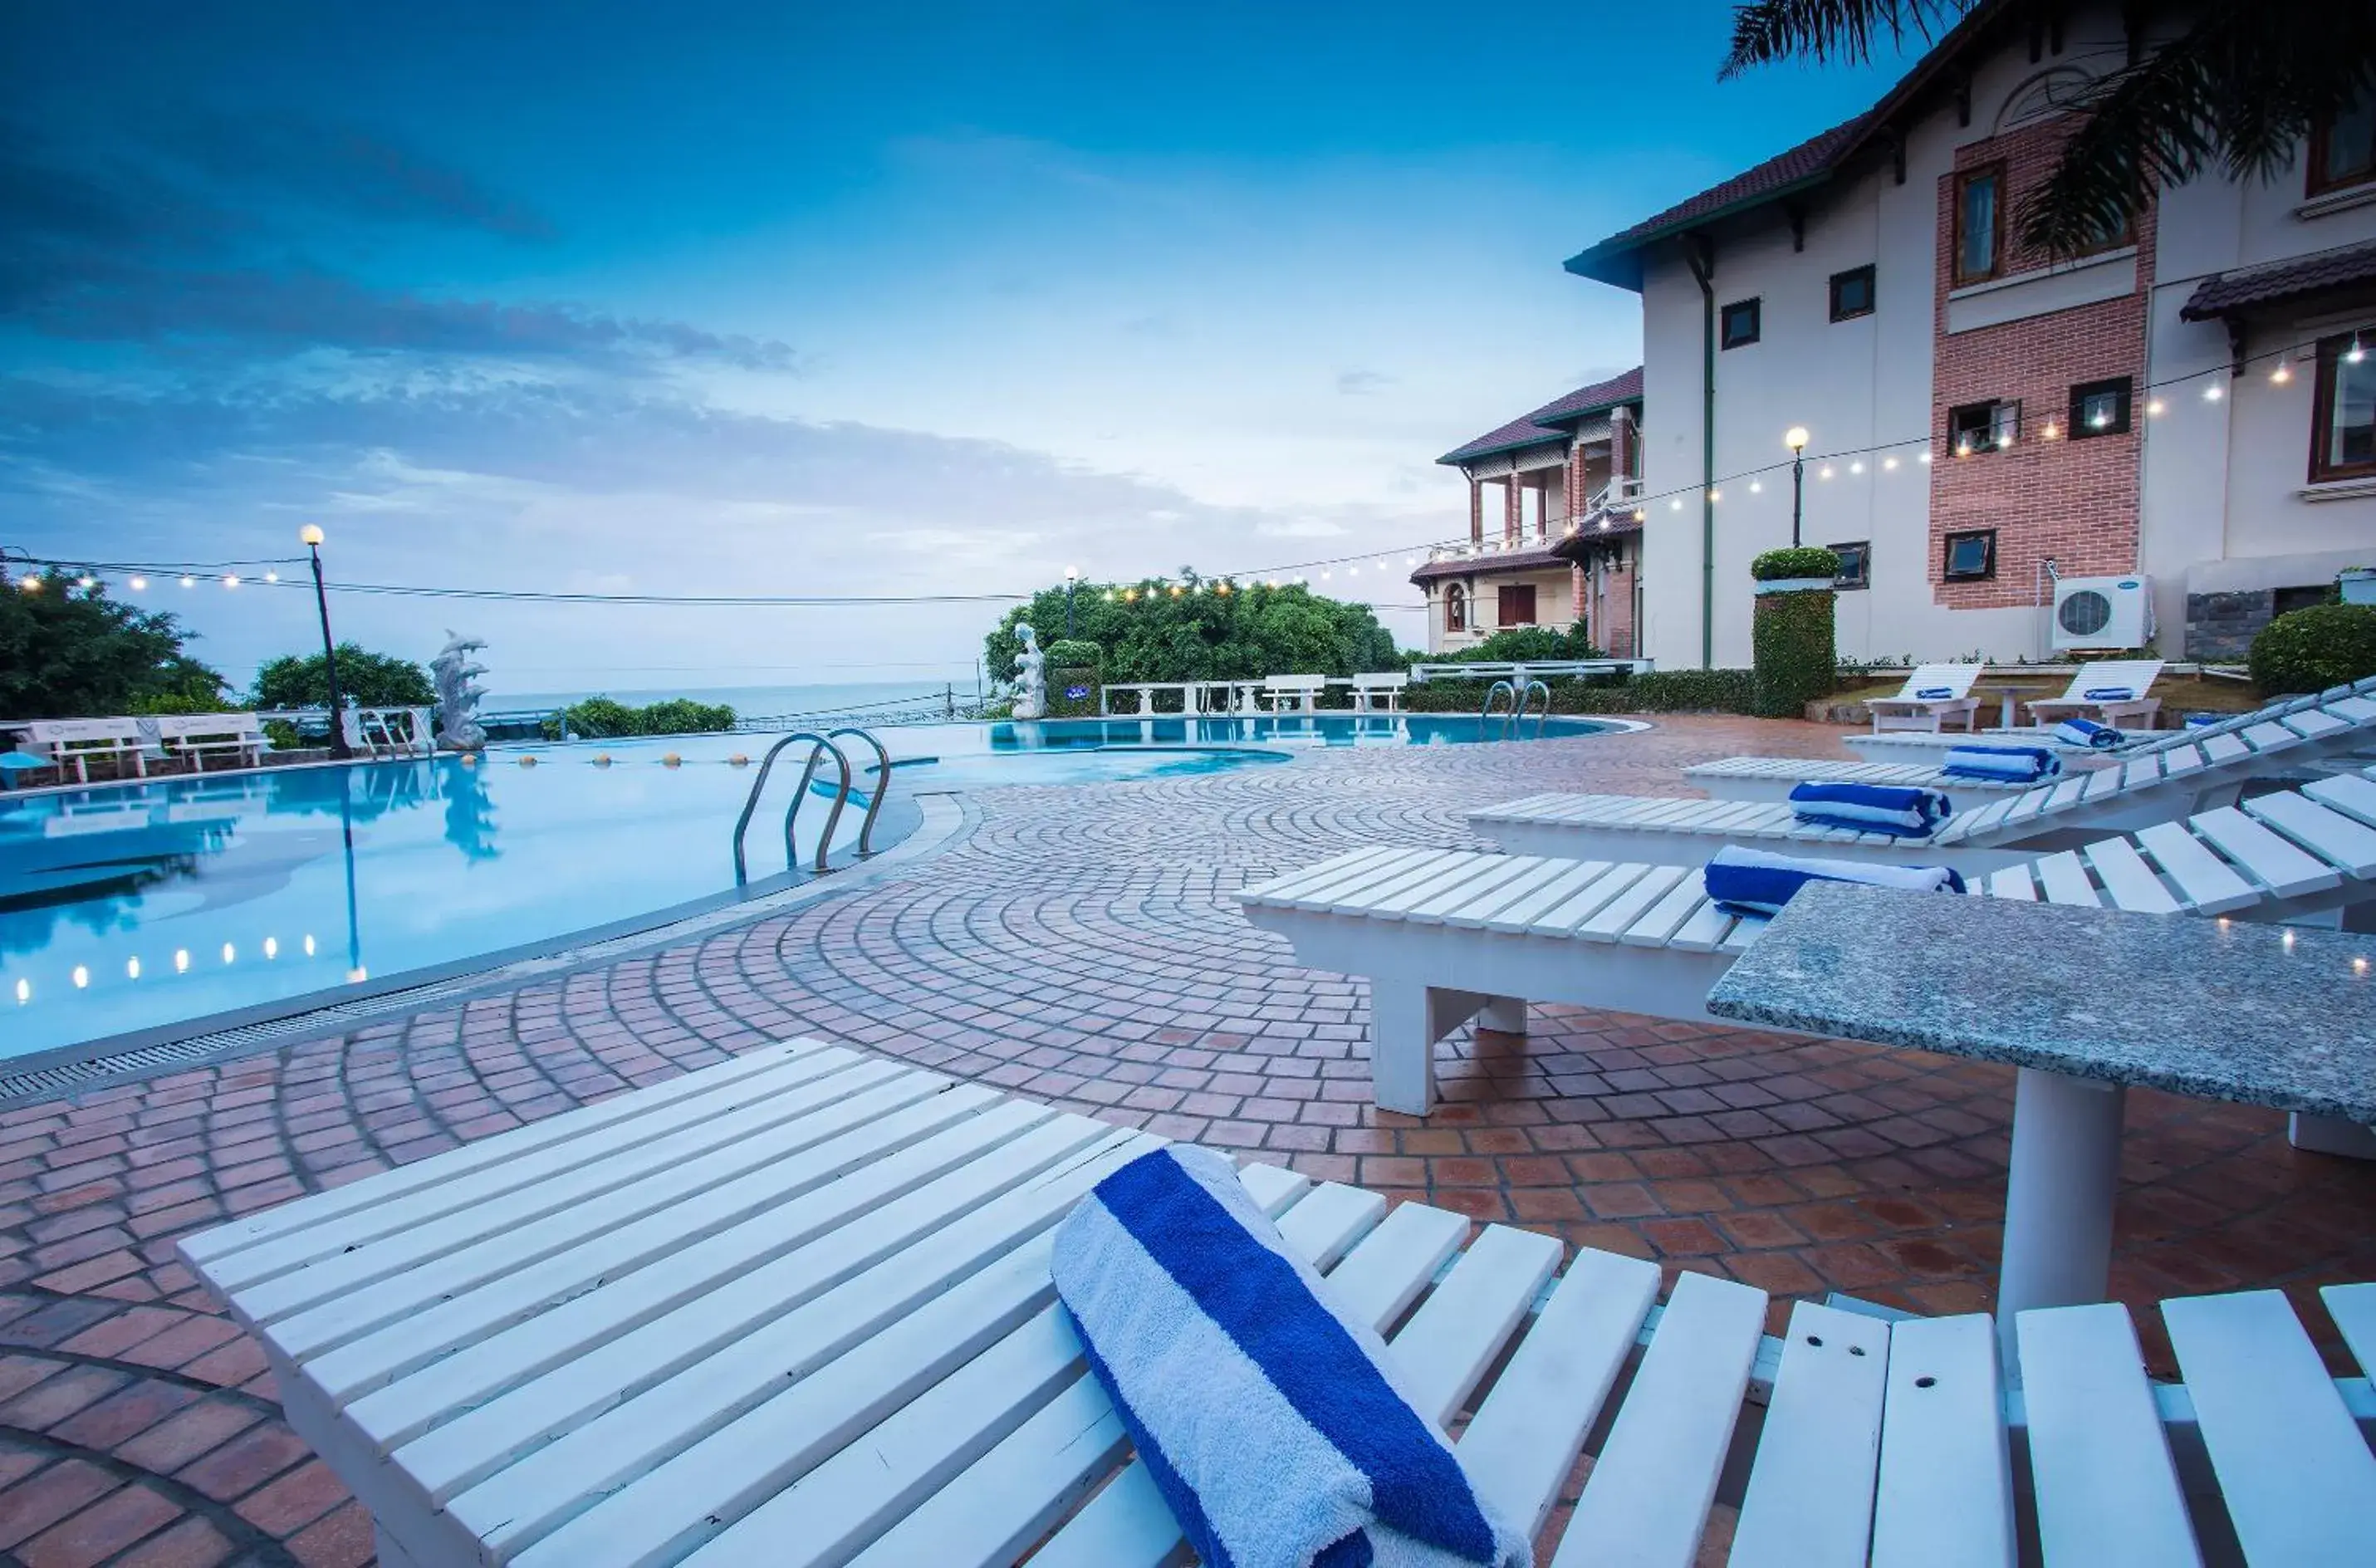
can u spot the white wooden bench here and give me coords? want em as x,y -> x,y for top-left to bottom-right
179,1041 -> 2376,1567
1480,715 -> 2376,874
17,717 -> 149,781
153,712 -> 266,770
1261,673 -> 1329,713
1350,671 -> 1410,713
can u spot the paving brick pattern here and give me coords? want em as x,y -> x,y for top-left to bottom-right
2,714 -> 2370,1564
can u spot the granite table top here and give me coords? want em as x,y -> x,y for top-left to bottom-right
1706,881 -> 2376,1125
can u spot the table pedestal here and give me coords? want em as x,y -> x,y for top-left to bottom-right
1997,1066 -> 2125,1375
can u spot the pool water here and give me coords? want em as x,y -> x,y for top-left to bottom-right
1,713 -> 1609,1060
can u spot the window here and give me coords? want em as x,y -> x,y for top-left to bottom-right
1720,298 -> 1761,349
1948,399 -> 2021,456
2070,377 -> 2132,439
2311,330 -> 2376,483
2309,89 -> 2376,198
1829,541 -> 1870,590
1443,582 -> 1467,633
1830,265 -> 1876,321
1953,164 -> 2004,285
1942,530 -> 1997,581
2274,585 -> 2332,617
1497,584 -> 1538,626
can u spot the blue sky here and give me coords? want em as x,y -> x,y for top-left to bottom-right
1,2 -> 1925,692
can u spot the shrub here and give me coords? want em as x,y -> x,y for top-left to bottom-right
1433,623 -> 1603,664
1750,546 -> 1844,582
1402,668 -> 1758,715
2249,603 -> 2376,695
1043,638 -> 1104,668
1751,581 -> 1838,717
542,696 -> 737,739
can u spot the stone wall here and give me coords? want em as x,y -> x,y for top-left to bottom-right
2185,590 -> 2276,661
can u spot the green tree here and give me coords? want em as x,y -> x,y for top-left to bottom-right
252,644 -> 436,709
0,575 -> 229,718
983,578 -> 1404,688
1722,2 -> 2376,257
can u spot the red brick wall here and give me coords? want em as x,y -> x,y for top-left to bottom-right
1503,477 -> 1523,544
1468,478 -> 1483,545
1928,119 -> 2153,610
1602,562 -> 1636,655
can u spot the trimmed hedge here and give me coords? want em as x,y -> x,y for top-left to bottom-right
1043,638 -> 1104,668
542,696 -> 737,739
1402,668 -> 1759,716
1750,546 -> 1844,582
1751,583 -> 1837,717
1047,665 -> 1102,718
2250,603 -> 2376,695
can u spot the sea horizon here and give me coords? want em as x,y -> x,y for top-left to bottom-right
478,676 -> 985,721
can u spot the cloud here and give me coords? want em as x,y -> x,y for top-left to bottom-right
1335,369 -> 1394,396
158,110 -> 558,240
0,116 -> 787,372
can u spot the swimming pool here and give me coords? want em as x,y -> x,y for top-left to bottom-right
0,713 -> 1613,1061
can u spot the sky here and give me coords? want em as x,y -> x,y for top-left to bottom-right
1,1 -> 1927,694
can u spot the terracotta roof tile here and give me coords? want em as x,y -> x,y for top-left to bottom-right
2180,238 -> 2376,321
1437,367 -> 1643,466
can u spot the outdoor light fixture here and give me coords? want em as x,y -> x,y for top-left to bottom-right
129,575 -> 147,590
264,570 -> 280,583
1633,508 -> 1646,522
301,524 -> 352,758
1750,479 -> 1762,492
223,574 -> 240,588
1883,457 -> 1898,470
2271,361 -> 2292,385
2202,383 -> 2223,401
1063,566 -> 1079,635
77,575 -> 96,589
179,574 -> 194,587
2042,423 -> 2060,441
1785,427 -> 1809,454
1820,464 -> 1836,478
2348,335 -> 2366,365
1918,451 -> 1933,464
2146,398 -> 2166,416
1707,488 -> 1721,502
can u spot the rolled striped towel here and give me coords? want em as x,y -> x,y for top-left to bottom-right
1913,686 -> 1955,699
1053,1145 -> 1530,1568
1788,782 -> 1952,836
2082,686 -> 2137,701
2052,717 -> 2123,749
1703,845 -> 1966,916
1942,745 -> 2060,782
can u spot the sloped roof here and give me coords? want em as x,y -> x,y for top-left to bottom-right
1565,0 -> 2016,290
1437,367 -> 1644,466
2180,238 -> 2376,320
1408,541 -> 1575,583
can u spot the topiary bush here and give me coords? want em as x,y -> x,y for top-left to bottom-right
2249,603 -> 2376,695
1751,560 -> 1839,718
1400,668 -> 1758,715
1043,638 -> 1103,668
1750,546 -> 1844,582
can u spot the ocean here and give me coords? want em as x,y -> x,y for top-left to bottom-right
481,678 -> 983,723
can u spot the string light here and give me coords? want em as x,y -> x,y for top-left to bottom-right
2041,422 -> 2060,441
2348,335 -> 2366,365
1882,457 -> 1898,470
126,958 -> 140,979
71,966 -> 88,989
1749,478 -> 1763,492
129,576 -> 147,590
2202,383 -> 2223,402
77,575 -> 96,589
1707,488 -> 1722,502
223,574 -> 240,588
2271,361 -> 2291,385
1819,464 -> 1836,478
264,570 -> 280,583
2146,397 -> 2166,416
179,575 -> 194,588
1849,460 -> 1864,474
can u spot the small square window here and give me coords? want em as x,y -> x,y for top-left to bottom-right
1948,399 -> 2020,456
1942,530 -> 1996,581
2070,377 -> 2132,438
1720,298 -> 1761,350
2310,88 -> 2376,198
1829,266 -> 1876,322
2312,328 -> 2376,483
1829,541 -> 1870,590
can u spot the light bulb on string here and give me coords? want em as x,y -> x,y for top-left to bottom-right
2202,382 -> 2223,402
1749,478 -> 1762,492
2146,397 -> 2166,417
2271,360 -> 2291,385
264,570 -> 280,583
1849,460 -> 1864,474
1883,456 -> 1898,471
223,574 -> 240,588
129,576 -> 147,590
2347,335 -> 2366,365
1820,464 -> 1835,478
1918,451 -> 1933,464
2042,423 -> 2060,441
179,575 -> 194,588
77,575 -> 96,589
1707,488 -> 1722,503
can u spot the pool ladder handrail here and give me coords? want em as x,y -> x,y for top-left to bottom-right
826,727 -> 893,858
1480,675 -> 1551,736
731,730 -> 850,884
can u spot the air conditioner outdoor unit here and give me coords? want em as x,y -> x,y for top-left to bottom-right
2051,574 -> 2153,650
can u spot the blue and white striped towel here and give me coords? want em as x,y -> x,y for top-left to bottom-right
1942,745 -> 2059,782
2051,717 -> 2123,749
2082,686 -> 2137,701
1703,845 -> 1966,916
1788,782 -> 1952,836
1913,685 -> 1955,699
1052,1144 -> 1530,1568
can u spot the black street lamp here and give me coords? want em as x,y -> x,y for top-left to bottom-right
1785,427 -> 1810,547
301,525 -> 352,760
1064,566 -> 1078,638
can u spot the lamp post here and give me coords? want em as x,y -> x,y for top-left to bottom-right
301,525 -> 352,760
1064,566 -> 1078,639
1784,427 -> 1810,547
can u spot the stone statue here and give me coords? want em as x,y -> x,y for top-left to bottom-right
430,630 -> 491,752
1011,623 -> 1047,720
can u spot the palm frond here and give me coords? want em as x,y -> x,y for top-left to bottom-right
1719,0 -> 1972,81
2018,1 -> 2376,256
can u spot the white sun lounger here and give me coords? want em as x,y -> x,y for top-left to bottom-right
1477,701 -> 2376,872
179,1039 -> 2376,1568
1243,770 -> 2376,1114
2024,657 -> 2166,729
1859,662 -> 1985,733
1693,676 -> 2376,803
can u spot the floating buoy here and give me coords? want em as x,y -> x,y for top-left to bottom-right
518,756 -> 538,767
593,753 -> 612,767
662,752 -> 683,768
459,752 -> 478,767
729,753 -> 751,767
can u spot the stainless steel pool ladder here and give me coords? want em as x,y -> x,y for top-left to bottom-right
1480,676 -> 1551,736
729,728 -> 891,884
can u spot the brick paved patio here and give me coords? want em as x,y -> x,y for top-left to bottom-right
2,713 -> 2371,1565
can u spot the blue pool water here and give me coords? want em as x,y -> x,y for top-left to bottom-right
1,713 -> 1609,1060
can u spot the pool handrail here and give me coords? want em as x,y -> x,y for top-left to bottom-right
825,727 -> 892,857
731,731 -> 852,884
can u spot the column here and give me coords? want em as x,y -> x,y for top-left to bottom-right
1469,477 -> 1483,545
1503,477 -> 1522,546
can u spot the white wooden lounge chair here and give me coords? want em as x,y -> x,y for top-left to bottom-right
1692,677 -> 2376,803
179,1040 -> 2376,1568
1859,662 -> 1984,733
1243,767 -> 2376,1113
1474,693 -> 2376,872
2021,657 -> 2166,730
